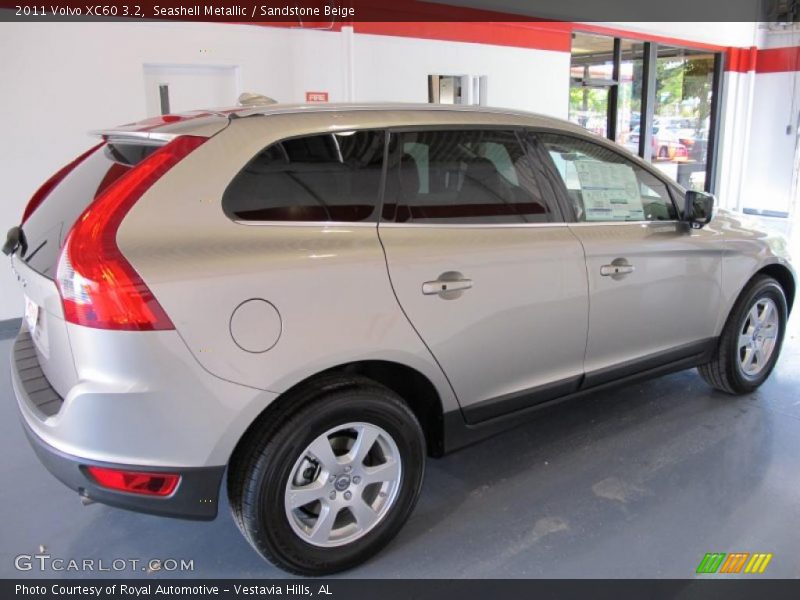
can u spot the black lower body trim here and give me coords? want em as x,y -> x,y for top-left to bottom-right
444,337 -> 717,453
13,327 -> 63,417
582,338 -> 717,389
20,418 -> 224,521
463,375 -> 582,424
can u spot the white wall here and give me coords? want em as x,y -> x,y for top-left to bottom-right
758,26 -> 800,50
737,28 -> 799,216
742,71 -> 799,215
352,33 -> 570,117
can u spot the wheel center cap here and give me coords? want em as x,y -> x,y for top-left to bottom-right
334,475 -> 351,492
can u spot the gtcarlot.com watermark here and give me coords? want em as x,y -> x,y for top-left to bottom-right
14,553 -> 194,573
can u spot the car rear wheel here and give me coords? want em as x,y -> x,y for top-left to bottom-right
227,377 -> 425,575
699,275 -> 788,394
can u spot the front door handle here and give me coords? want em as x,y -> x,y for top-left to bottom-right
422,271 -> 473,299
600,262 -> 635,278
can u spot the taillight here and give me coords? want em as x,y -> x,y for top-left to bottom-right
86,466 -> 180,496
56,136 -> 207,331
21,143 -> 104,224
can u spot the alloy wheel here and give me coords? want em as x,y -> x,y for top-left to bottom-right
284,422 -> 402,547
738,297 -> 780,378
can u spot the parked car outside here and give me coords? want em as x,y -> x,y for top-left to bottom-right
625,124 -> 688,160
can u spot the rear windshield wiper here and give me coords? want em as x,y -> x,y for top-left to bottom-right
23,239 -> 47,263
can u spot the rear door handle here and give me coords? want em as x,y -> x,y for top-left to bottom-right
600,263 -> 635,277
422,272 -> 473,299
422,279 -> 473,294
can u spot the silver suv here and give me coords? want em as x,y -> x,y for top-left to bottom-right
6,104 -> 795,575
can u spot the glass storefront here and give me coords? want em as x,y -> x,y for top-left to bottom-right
569,33 -> 614,138
569,32 -> 721,194
653,46 -> 716,191
616,41 -> 644,150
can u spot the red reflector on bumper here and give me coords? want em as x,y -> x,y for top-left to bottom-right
86,466 -> 180,496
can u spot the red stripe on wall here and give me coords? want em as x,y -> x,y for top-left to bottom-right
727,46 -> 758,72
756,46 -> 800,73
352,21 -> 571,52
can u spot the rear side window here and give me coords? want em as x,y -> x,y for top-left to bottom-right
222,131 -> 385,223
382,129 -> 553,224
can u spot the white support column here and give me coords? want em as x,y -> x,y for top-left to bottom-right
341,25 -> 355,102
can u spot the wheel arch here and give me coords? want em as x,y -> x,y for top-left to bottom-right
717,262 -> 795,337
756,263 -> 795,314
228,360 -> 447,468
323,360 -> 446,457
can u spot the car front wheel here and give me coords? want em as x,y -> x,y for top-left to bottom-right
227,377 -> 425,575
699,275 -> 788,394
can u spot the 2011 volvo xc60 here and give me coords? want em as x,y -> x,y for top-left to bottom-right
5,104 -> 795,575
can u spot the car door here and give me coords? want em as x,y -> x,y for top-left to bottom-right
378,128 -> 589,423
536,132 -> 723,386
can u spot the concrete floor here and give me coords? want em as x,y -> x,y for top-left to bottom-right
1,215 -> 799,579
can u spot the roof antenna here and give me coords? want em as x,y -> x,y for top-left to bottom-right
237,92 -> 278,107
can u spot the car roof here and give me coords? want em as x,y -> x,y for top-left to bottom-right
96,102 -> 590,140
234,102 -> 583,129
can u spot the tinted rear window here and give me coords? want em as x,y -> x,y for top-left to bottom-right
222,131 -> 385,223
19,141 -> 160,277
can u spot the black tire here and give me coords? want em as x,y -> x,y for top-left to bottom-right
699,275 -> 788,394
227,376 -> 425,576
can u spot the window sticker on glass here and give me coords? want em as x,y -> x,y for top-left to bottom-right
574,161 -> 645,221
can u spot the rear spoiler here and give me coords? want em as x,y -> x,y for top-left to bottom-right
90,130 -> 176,144
91,112 -> 231,143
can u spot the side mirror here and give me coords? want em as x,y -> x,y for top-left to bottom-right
684,190 -> 715,229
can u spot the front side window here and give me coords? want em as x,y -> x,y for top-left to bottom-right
382,129 -> 553,224
539,133 -> 677,222
222,130 -> 385,222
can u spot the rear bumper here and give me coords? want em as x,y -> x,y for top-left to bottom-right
9,323 -> 267,520
10,317 -> 275,461
20,416 -> 224,520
